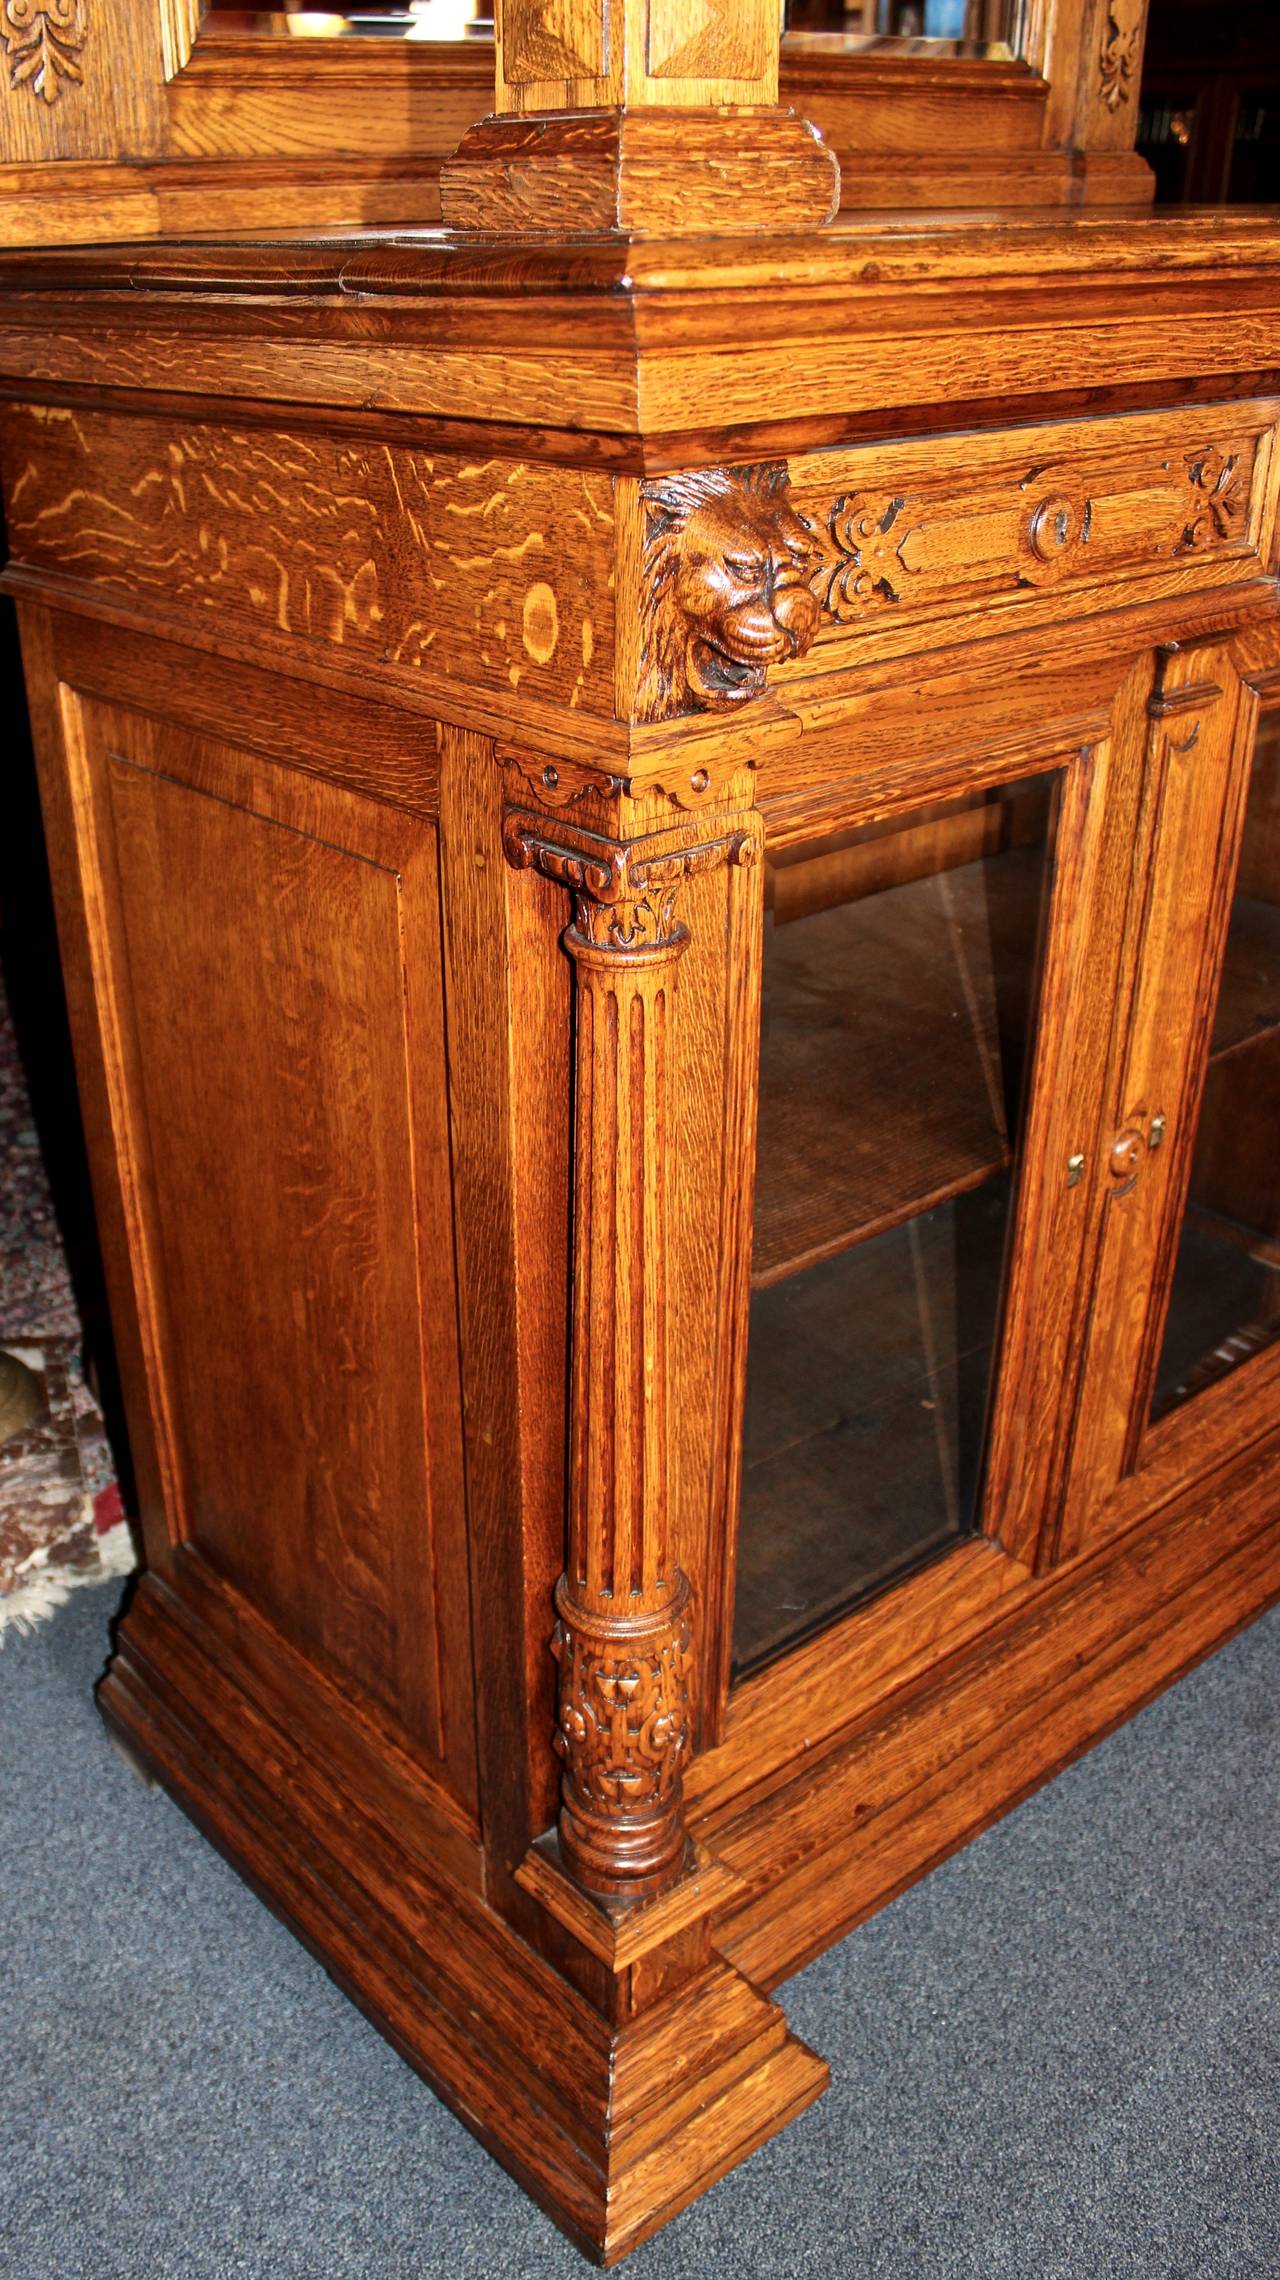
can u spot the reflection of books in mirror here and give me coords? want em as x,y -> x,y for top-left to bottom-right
406,0 -> 489,33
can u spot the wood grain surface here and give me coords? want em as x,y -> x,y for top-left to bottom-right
1,404 -> 616,715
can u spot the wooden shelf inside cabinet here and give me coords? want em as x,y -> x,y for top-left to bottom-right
751,836 -> 1047,1291
1208,895 -> 1280,1065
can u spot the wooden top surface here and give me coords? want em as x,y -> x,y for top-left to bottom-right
0,208 -> 1276,452
2,207 -> 1277,299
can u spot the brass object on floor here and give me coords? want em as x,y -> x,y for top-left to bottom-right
0,1350 -> 43,1447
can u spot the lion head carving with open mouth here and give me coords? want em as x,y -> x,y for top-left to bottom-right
637,463 -> 822,723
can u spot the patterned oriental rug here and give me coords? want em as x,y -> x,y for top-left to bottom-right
0,973 -> 133,1638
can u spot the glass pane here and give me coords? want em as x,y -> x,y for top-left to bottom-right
733,773 -> 1058,1676
1152,712 -> 1280,1419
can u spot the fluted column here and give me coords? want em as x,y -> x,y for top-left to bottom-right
504,810 -> 753,1903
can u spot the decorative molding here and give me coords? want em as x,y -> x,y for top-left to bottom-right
1098,1 -> 1141,114
637,464 -> 821,723
1177,448 -> 1245,551
503,808 -> 755,952
3,0 -> 85,104
805,491 -> 925,616
494,744 -> 625,811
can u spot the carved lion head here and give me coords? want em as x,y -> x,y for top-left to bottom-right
637,464 -> 821,722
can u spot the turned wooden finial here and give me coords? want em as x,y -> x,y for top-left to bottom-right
441,0 -> 839,235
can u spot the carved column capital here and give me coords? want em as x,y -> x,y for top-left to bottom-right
502,807 -> 756,951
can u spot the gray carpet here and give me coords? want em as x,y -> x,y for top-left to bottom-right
2,1584 -> 1276,2280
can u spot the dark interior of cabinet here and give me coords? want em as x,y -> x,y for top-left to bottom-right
733,775 -> 1057,1677
1152,711 -> 1280,1418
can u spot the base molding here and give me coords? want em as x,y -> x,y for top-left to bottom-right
97,1577 -> 826,2267
93,1443 -> 1280,2258
699,1443 -> 1280,1989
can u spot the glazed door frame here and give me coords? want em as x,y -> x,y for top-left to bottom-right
1054,615 -> 1280,1561
695,639 -> 1169,1791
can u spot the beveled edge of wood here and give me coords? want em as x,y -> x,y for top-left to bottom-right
516,1830 -> 742,1968
1,205 -> 1277,301
597,2035 -> 829,2267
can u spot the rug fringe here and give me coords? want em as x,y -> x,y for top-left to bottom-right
0,1525 -> 134,1642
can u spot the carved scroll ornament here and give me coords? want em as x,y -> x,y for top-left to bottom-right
637,463 -> 821,723
3,0 -> 84,103
502,808 -> 756,953
806,491 -> 923,615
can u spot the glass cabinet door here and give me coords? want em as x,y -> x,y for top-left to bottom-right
1151,707 -> 1280,1418
733,772 -> 1060,1675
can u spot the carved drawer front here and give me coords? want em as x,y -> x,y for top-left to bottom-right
785,402 -> 1279,671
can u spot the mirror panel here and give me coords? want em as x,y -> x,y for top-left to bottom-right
197,1 -> 1024,59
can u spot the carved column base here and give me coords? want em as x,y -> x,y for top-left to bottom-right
553,1575 -> 691,1903
440,107 -> 840,237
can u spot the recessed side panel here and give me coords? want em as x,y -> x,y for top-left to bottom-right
65,693 -> 474,1803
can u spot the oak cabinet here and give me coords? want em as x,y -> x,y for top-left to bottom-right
2,208 -> 1279,2261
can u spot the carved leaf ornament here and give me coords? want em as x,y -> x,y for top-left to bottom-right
1179,448 -> 1244,550
3,0 -> 84,102
1098,0 -> 1141,113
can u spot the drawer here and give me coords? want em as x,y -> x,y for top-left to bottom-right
781,401 -> 1280,682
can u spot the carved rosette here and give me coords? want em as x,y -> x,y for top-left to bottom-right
505,808 -> 754,1901
3,0 -> 85,103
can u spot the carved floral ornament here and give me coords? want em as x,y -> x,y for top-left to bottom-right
3,0 -> 85,103
1179,447 -> 1244,549
552,1590 -> 692,1821
1098,0 -> 1142,113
